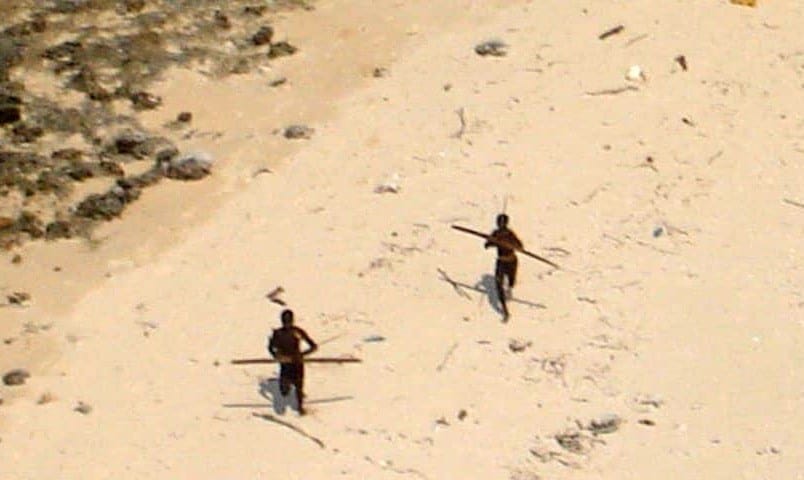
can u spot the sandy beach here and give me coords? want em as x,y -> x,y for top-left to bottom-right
1,0 -> 803,478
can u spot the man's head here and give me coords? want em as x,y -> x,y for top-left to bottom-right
496,213 -> 509,228
281,309 -> 294,327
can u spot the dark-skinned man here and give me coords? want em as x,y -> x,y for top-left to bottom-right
268,309 -> 318,415
484,213 -> 523,322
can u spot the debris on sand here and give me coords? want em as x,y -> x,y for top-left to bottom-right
374,173 -> 401,194
7,291 -> 31,306
283,124 -> 314,139
3,369 -> 30,386
598,25 -> 625,40
475,39 -> 508,57
252,26 -> 274,46
74,401 -> 92,415
508,338 -> 532,353
586,414 -> 622,435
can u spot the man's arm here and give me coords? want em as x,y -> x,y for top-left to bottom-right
510,231 -> 524,249
297,328 -> 318,356
484,229 -> 499,249
268,332 -> 278,357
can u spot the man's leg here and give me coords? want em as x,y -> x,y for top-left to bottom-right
295,367 -> 306,415
495,260 -> 509,320
279,365 -> 291,396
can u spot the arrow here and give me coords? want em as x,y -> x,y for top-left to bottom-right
451,225 -> 560,269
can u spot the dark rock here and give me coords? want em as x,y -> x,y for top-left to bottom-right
268,41 -> 298,59
51,148 -> 83,162
51,0 -> 89,14
123,0 -> 146,13
74,401 -> 92,414
30,14 -> 48,33
587,414 -> 622,435
162,152 -> 212,181
45,220 -> 76,240
155,147 -> 179,164
68,67 -> 112,101
36,170 -> 69,194
0,105 -> 21,125
98,160 -> 125,177
243,5 -> 268,16
283,124 -> 314,139
7,292 -> 30,305
0,36 -> 25,81
130,91 -> 162,110
214,10 -> 232,29
75,191 -> 126,220
11,254 -> 21,264
123,167 -> 163,188
113,130 -> 147,155
252,26 -> 274,46
11,123 -> 44,144
14,212 -> 44,238
508,339 -> 532,353
42,40 -> 83,64
0,92 -> 22,125
475,40 -> 508,57
65,162 -> 95,181
2,369 -> 29,386
176,112 -> 192,123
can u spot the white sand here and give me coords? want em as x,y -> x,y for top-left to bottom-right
1,0 -> 802,478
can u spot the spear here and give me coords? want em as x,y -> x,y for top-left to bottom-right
231,357 -> 361,365
451,224 -> 560,269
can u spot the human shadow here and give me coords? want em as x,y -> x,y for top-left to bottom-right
437,268 -> 546,316
475,273 -> 505,316
258,377 -> 298,415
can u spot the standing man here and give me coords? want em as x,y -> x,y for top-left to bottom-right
485,214 -> 523,321
268,309 -> 318,415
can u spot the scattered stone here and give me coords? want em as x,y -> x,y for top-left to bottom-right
554,431 -> 586,454
75,191 -> 126,220
435,417 -> 449,426
675,55 -> 688,71
113,130 -> 148,156
252,26 -> 274,46
268,41 -> 298,59
177,111 -> 192,123
3,369 -> 30,386
652,226 -> 664,238
37,392 -> 56,405
373,67 -> 388,78
638,419 -> 655,426
635,394 -> 664,409
508,339 -> 532,353
7,291 -> 31,305
283,124 -> 314,139
363,335 -> 386,343
45,220 -> 77,240
74,401 -> 92,415
457,409 -> 467,421
130,91 -> 162,110
11,254 -> 22,264
269,77 -> 287,87
374,173 -> 401,194
11,123 -> 44,144
0,93 -> 21,125
162,151 -> 213,180
123,0 -> 146,14
475,40 -> 508,57
12,212 -> 44,238
587,414 -> 622,435
214,10 -> 232,29
244,5 -> 268,16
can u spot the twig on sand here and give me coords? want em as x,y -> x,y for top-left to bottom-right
584,85 -> 639,97
437,268 -> 471,299
598,25 -> 624,40
436,342 -> 458,372
252,412 -> 325,448
451,107 -> 467,139
783,198 -> 804,209
624,33 -> 649,47
266,286 -> 286,306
